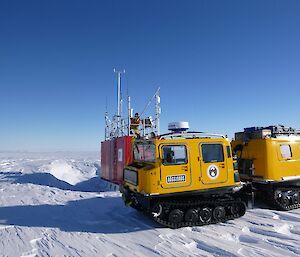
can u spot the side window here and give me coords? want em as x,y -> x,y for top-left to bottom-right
226,146 -> 231,158
202,144 -> 224,163
280,144 -> 292,159
162,145 -> 187,165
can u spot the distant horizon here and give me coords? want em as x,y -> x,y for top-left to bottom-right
0,150 -> 100,153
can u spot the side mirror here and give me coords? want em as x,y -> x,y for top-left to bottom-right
233,155 -> 238,161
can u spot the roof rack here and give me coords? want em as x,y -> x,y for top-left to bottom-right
235,125 -> 300,141
159,131 -> 225,140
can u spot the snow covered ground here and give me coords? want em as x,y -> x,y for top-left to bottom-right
0,152 -> 300,257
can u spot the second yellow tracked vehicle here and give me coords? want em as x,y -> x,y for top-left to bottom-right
120,122 -> 246,228
232,125 -> 300,211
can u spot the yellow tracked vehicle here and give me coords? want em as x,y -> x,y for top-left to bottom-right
232,125 -> 300,210
120,122 -> 246,228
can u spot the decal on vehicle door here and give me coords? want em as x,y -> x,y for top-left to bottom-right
207,165 -> 219,180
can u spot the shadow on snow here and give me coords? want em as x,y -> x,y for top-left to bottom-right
0,197 -> 161,233
1,171 -> 107,193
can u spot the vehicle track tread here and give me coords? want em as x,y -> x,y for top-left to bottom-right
150,198 -> 246,229
267,186 -> 300,211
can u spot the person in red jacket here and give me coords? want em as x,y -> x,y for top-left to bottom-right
130,113 -> 140,135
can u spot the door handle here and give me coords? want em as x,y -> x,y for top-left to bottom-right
181,166 -> 188,171
219,164 -> 225,168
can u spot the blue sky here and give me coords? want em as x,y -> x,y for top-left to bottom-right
1,0 -> 300,151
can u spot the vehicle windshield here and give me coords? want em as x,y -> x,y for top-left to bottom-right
133,141 -> 156,163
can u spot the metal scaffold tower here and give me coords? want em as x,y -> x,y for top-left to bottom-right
104,70 -> 161,140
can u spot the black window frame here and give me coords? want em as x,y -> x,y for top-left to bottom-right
280,144 -> 292,159
201,143 -> 225,163
161,145 -> 188,166
226,145 -> 232,158
133,141 -> 156,163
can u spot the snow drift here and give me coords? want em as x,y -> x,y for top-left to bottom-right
42,159 -> 94,185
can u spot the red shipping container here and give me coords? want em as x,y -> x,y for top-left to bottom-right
101,136 -> 133,184
115,136 -> 133,183
100,140 -> 111,181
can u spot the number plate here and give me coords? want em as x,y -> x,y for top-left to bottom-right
166,174 -> 186,183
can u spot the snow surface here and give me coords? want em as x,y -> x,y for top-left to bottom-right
0,152 -> 300,257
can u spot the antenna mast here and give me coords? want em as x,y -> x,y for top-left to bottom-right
155,87 -> 161,135
128,96 -> 131,136
113,68 -> 125,137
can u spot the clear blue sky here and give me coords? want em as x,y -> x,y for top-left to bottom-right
1,0 -> 300,151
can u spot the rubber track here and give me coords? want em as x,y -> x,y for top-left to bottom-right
268,186 -> 300,211
150,198 -> 246,229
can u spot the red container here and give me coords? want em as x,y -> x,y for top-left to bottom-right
101,136 -> 133,184
100,140 -> 111,181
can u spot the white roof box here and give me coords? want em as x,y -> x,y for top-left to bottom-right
168,121 -> 189,132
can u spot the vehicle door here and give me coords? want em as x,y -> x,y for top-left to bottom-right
199,143 -> 228,184
159,144 -> 191,189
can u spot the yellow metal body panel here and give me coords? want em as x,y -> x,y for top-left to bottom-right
125,137 -> 240,195
232,137 -> 300,181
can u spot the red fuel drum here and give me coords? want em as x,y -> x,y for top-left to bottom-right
101,136 -> 133,184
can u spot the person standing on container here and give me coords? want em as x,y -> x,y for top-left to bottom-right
130,113 -> 141,135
